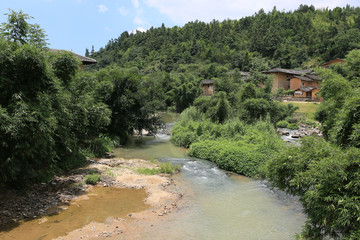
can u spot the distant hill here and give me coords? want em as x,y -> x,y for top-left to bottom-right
87,5 -> 360,72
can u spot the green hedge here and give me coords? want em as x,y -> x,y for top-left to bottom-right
171,115 -> 284,177
189,140 -> 267,177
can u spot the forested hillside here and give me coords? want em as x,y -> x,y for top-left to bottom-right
89,5 -> 360,71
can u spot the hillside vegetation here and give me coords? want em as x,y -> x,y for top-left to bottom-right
85,5 -> 360,115
89,5 -> 360,72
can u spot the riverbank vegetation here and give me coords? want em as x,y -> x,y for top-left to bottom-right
171,78 -> 296,177
266,51 -> 360,239
0,11 -> 163,187
171,50 -> 360,239
0,28 -> 111,185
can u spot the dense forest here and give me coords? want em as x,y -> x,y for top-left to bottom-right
89,4 -> 360,71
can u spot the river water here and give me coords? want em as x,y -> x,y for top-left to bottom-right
113,126 -> 306,240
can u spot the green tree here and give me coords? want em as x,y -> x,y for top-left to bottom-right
214,91 -> 230,123
0,9 -> 47,47
0,12 -> 111,186
95,66 -> 162,142
266,137 -> 360,239
315,50 -> 360,146
50,51 -> 80,86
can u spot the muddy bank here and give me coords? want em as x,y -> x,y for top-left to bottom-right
0,158 -> 184,240
0,168 -> 90,230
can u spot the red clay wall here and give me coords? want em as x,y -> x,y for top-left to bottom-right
272,73 -> 290,91
290,78 -> 302,90
202,84 -> 214,95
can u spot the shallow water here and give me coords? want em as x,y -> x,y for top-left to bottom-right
279,128 -> 302,145
114,131 -> 306,239
0,187 -> 148,240
113,134 -> 187,160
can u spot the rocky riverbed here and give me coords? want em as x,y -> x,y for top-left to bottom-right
277,124 -> 322,143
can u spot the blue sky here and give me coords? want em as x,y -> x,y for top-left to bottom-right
1,0 -> 359,55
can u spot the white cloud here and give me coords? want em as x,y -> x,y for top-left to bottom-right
105,26 -> 112,31
144,0 -> 359,24
132,0 -> 140,8
130,27 -> 147,34
98,4 -> 109,13
118,6 -> 129,16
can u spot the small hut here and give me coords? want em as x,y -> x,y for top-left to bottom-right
322,58 -> 345,69
48,49 -> 97,70
201,80 -> 214,96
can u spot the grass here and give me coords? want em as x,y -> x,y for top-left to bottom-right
159,162 -> 181,174
84,174 -> 101,185
103,168 -> 115,178
136,168 -> 159,175
281,102 -> 320,121
137,162 -> 180,175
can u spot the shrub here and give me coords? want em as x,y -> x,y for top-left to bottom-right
275,88 -> 285,97
287,123 -> 299,130
284,90 -> 295,96
159,162 -> 180,174
137,162 -> 180,175
89,134 -> 114,157
276,120 -> 289,128
266,137 -> 360,239
189,134 -> 283,178
84,174 -> 101,185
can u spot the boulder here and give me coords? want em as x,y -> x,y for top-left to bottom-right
291,134 -> 302,138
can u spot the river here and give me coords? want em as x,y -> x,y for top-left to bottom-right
0,116 -> 306,240
113,123 -> 306,240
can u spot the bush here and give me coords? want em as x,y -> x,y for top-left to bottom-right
189,140 -> 268,177
284,90 -> 295,96
89,134 -> 114,157
84,174 -> 101,185
266,137 -> 360,239
276,120 -> 289,128
137,162 -> 180,175
275,88 -> 285,97
159,162 -> 180,174
188,135 -> 283,178
287,123 -> 299,130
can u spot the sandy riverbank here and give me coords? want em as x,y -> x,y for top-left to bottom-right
57,158 -> 184,240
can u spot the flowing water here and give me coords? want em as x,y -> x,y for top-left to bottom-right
113,125 -> 306,240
